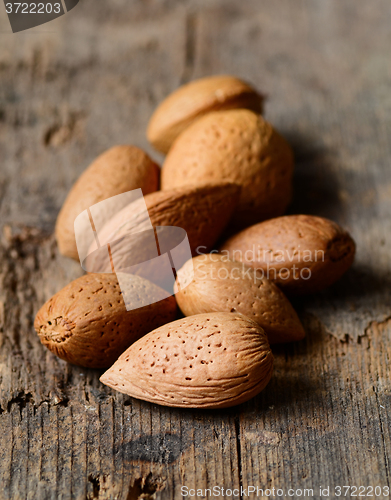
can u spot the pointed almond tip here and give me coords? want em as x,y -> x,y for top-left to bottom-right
297,327 -> 306,342
288,321 -> 306,343
99,369 -> 111,386
296,316 -> 307,341
289,318 -> 305,342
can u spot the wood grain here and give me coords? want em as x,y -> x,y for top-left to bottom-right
0,0 -> 390,498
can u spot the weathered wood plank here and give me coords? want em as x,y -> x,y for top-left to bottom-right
1,0 -> 391,498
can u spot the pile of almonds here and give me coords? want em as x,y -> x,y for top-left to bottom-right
35,75 -> 356,409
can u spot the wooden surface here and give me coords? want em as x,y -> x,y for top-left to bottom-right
1,1 -> 391,498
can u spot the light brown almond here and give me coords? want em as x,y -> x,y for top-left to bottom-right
56,145 -> 160,260
175,254 -> 305,344
147,75 -> 263,153
100,312 -> 273,409
220,215 -> 356,295
86,183 -> 241,275
34,273 -> 177,368
161,109 -> 294,229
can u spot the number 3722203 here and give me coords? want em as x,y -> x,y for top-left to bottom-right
5,3 -> 61,14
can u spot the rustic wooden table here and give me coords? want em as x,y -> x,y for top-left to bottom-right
1,1 -> 390,499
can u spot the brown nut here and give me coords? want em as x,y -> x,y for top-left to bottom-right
161,109 -> 294,229
56,145 -> 160,260
147,75 -> 263,154
86,182 -> 241,275
175,254 -> 305,344
220,215 -> 356,295
100,312 -> 273,409
34,273 -> 177,368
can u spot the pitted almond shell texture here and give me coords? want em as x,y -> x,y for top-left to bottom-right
220,215 -> 356,295
100,312 -> 273,409
88,183 -> 241,273
175,254 -> 305,344
161,109 -> 294,228
34,273 -> 177,368
147,75 -> 263,153
55,145 -> 160,260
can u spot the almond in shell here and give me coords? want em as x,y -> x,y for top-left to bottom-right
86,182 -> 241,275
161,109 -> 294,229
34,273 -> 177,368
220,215 -> 356,295
147,75 -> 263,154
56,145 -> 160,260
100,312 -> 273,409
175,254 -> 305,344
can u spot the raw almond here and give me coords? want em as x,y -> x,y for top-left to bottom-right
34,273 -> 177,368
86,183 -> 241,274
175,254 -> 305,344
147,75 -> 263,154
220,215 -> 356,295
56,145 -> 160,260
100,312 -> 273,409
161,109 -> 294,228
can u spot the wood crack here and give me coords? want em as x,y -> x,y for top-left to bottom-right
126,473 -> 166,500
0,392 -> 69,417
365,315 -> 391,335
373,390 -> 391,489
234,415 -> 243,500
